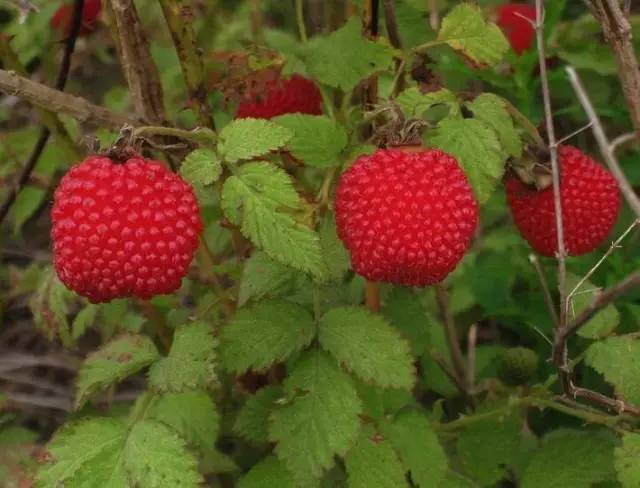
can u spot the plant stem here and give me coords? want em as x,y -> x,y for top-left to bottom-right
434,283 -> 467,384
295,0 -> 308,43
365,280 -> 380,312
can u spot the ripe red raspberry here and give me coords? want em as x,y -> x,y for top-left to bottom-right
335,148 -> 479,286
235,74 -> 323,119
506,145 -> 620,257
496,3 -> 536,55
51,156 -> 202,303
50,0 -> 102,37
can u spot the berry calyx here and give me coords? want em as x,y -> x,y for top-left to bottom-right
497,347 -> 539,386
50,0 -> 102,37
235,74 -> 323,120
506,145 -> 620,257
496,3 -> 536,55
51,156 -> 202,303
335,148 -> 479,287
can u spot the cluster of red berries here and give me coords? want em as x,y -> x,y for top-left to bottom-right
50,0 -> 102,37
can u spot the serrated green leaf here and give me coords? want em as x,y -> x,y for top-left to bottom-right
148,322 -> 218,393
273,114 -> 347,168
269,350 -> 362,483
396,87 -> 460,119
148,391 -> 219,458
615,432 -> 640,487
319,212 -> 350,282
238,251 -> 299,306
125,419 -> 202,487
238,456 -> 296,488
382,410 -> 447,487
37,418 -> 128,488
304,17 -> 393,91
75,334 -> 159,409
467,93 -> 522,158
220,300 -> 315,374
521,429 -> 616,488
12,186 -> 45,235
318,307 -> 415,389
456,414 -> 523,486
566,273 -> 620,339
72,304 -> 99,340
222,162 -> 325,277
382,287 -> 431,356
219,118 -> 292,162
30,270 -> 73,342
179,149 -> 222,186
585,334 -> 640,404
234,386 -> 283,444
437,3 -> 509,67
345,427 -> 409,488
425,117 -> 505,203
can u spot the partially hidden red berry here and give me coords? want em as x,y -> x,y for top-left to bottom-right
50,0 -> 102,37
496,3 -> 536,55
506,145 -> 620,257
235,74 -> 323,119
335,148 -> 479,286
51,156 -> 203,303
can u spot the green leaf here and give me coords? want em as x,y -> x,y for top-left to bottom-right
218,118 -> 292,163
396,87 -> 460,119
238,456 -> 296,488
269,350 -> 362,483
437,3 -> 510,67
222,162 -> 325,277
615,432 -> 640,487
12,186 -> 45,235
425,117 -> 505,203
75,334 -> 159,409
304,17 -> 393,92
585,334 -> 640,404
467,93 -> 522,158
124,419 -> 202,487
382,287 -> 431,356
521,429 -> 616,488
179,149 -> 223,186
273,114 -> 347,168
456,414 -> 523,486
72,304 -> 99,340
382,410 -> 448,487
30,270 -> 73,342
148,322 -> 218,393
148,391 -> 219,457
318,306 -> 415,389
238,251 -> 299,306
319,212 -> 350,282
220,300 -> 315,374
345,427 -> 409,488
37,418 -> 129,487
234,386 -> 283,444
566,273 -> 620,339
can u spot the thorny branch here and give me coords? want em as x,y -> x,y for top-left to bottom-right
0,0 -> 85,225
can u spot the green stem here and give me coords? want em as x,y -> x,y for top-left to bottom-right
133,125 -> 216,145
410,39 -> 447,54
295,0 -> 308,43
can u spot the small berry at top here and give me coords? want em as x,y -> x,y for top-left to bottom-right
235,74 -> 323,120
506,145 -> 620,257
50,0 -> 102,37
496,3 -> 536,55
335,148 -> 478,287
51,156 -> 202,303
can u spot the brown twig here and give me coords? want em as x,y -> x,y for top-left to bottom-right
158,0 -> 216,130
529,254 -> 560,327
365,280 -> 380,313
466,324 -> 477,392
106,0 -> 165,124
381,0 -> 401,49
0,0 -> 85,225
0,69 -> 138,129
428,0 -> 439,31
434,283 -> 467,384
361,0 -> 379,130
611,132 -> 637,153
588,0 -> 640,137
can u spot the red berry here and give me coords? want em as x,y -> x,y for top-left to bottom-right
496,3 -> 536,55
235,74 -> 323,120
506,145 -> 620,257
335,148 -> 479,286
50,0 -> 102,37
51,156 -> 202,303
